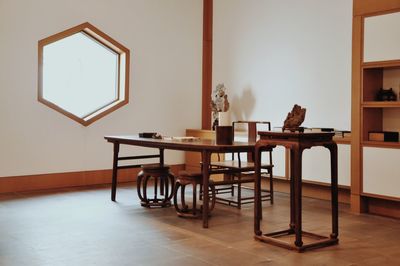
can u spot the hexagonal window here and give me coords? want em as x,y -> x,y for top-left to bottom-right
38,22 -> 130,126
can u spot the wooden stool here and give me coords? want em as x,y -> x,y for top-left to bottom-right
173,171 -> 216,218
137,164 -> 175,207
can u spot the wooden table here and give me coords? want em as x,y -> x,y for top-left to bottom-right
104,135 -> 255,228
254,131 -> 338,252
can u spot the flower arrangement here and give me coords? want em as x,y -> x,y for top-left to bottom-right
211,83 -> 230,129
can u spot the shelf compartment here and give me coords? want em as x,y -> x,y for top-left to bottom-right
362,108 -> 383,142
362,68 -> 383,101
362,65 -> 400,102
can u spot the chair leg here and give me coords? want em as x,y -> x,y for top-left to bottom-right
160,177 -> 165,196
137,172 -> 145,202
181,184 -> 188,210
237,174 -> 242,209
166,173 -> 175,200
173,183 -> 179,211
270,170 -> 274,204
154,176 -> 158,202
209,183 -> 216,212
163,176 -> 169,204
143,175 -> 150,205
192,182 -> 197,216
175,183 -> 188,212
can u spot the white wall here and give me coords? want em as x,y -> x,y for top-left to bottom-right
213,0 -> 352,130
0,0 -> 202,177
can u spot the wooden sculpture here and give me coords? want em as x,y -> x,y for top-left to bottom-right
283,104 -> 306,132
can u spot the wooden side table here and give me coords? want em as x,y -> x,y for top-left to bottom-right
254,131 -> 338,252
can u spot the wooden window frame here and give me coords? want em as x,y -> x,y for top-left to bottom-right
38,22 -> 130,126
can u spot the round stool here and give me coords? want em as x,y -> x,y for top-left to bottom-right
137,164 -> 175,207
173,171 -> 216,218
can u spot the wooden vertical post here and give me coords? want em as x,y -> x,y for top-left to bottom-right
202,0 -> 213,130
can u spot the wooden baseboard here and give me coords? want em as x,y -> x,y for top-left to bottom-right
365,196 -> 400,219
0,164 -> 185,194
269,179 -> 400,219
263,177 -> 350,204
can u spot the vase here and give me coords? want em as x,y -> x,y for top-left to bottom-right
218,111 -> 230,126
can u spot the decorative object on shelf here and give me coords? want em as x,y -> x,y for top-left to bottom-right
282,104 -> 306,132
375,88 -> 397,101
368,131 -> 399,142
211,83 -> 230,130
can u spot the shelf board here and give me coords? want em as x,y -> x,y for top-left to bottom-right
362,59 -> 400,69
362,141 -> 400,149
362,101 -> 400,108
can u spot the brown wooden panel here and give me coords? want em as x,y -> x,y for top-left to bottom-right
202,0 -> 213,130
367,196 -> 400,219
186,129 -> 215,140
354,0 -> 400,16
362,108 -> 383,141
351,193 -> 368,213
185,128 -> 225,182
362,68 -> 383,101
0,164 -> 185,194
351,16 -> 363,209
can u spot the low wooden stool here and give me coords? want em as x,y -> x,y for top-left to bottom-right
173,171 -> 216,218
137,164 -> 175,207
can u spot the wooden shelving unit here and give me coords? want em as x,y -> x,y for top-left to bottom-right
352,0 -> 400,218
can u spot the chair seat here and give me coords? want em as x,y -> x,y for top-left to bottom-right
178,170 -> 202,177
141,163 -> 170,172
177,171 -> 203,184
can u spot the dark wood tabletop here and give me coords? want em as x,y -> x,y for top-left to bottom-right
104,135 -> 255,152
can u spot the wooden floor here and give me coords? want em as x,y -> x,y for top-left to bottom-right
0,183 -> 399,266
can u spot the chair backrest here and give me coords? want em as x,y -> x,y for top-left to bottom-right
232,121 -> 272,164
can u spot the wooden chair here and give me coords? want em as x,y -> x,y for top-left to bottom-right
211,121 -> 274,208
173,171 -> 216,218
137,163 -> 175,208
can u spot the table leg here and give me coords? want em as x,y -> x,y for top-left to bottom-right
289,148 -> 295,231
254,142 -> 263,235
111,142 -> 120,201
159,148 -> 165,196
293,145 -> 303,247
327,143 -> 339,239
202,150 -> 211,228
